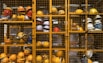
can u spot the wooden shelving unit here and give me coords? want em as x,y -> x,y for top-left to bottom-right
68,0 -> 103,63
35,0 -> 67,63
0,0 -> 103,63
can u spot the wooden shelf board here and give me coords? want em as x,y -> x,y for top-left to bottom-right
3,44 -> 32,46
36,32 -> 66,34
69,49 -> 85,51
69,12 -> 103,15
52,15 -> 66,17
93,49 -> 103,52
36,32 -> 50,34
88,31 -> 103,33
69,31 -> 85,33
36,15 -> 66,17
87,13 -> 103,15
36,48 -> 50,50
52,32 -> 66,34
52,48 -> 66,50
69,12 -> 86,15
0,21 -> 32,24
36,15 -> 50,17
0,45 -> 4,47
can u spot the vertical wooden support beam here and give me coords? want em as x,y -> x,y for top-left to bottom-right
65,0 -> 68,63
32,0 -> 36,63
50,0 -> 52,63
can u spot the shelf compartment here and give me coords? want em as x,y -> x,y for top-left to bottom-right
36,0 -> 49,15
90,52 -> 103,63
0,0 -> 32,21
36,17 -> 50,32
1,23 -> 32,44
69,0 -> 86,13
87,33 -> 103,49
88,0 -> 103,14
69,33 -> 85,49
52,34 -> 65,48
87,15 -> 103,32
0,47 -> 4,53
7,46 -> 32,54
69,51 -> 85,63
52,17 -> 66,32
69,14 -> 85,31
36,34 -> 50,48
36,50 -> 49,63
52,0 -> 65,15
52,50 -> 66,63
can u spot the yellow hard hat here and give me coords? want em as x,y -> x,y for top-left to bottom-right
17,52 -> 24,59
37,10 -> 43,15
4,7 -> 12,11
9,54 -> 17,61
27,54 -> 33,61
89,8 -> 98,14
75,9 -> 83,14
26,6 -> 32,11
17,6 -> 25,12
52,7 -> 58,13
0,53 -> 7,59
